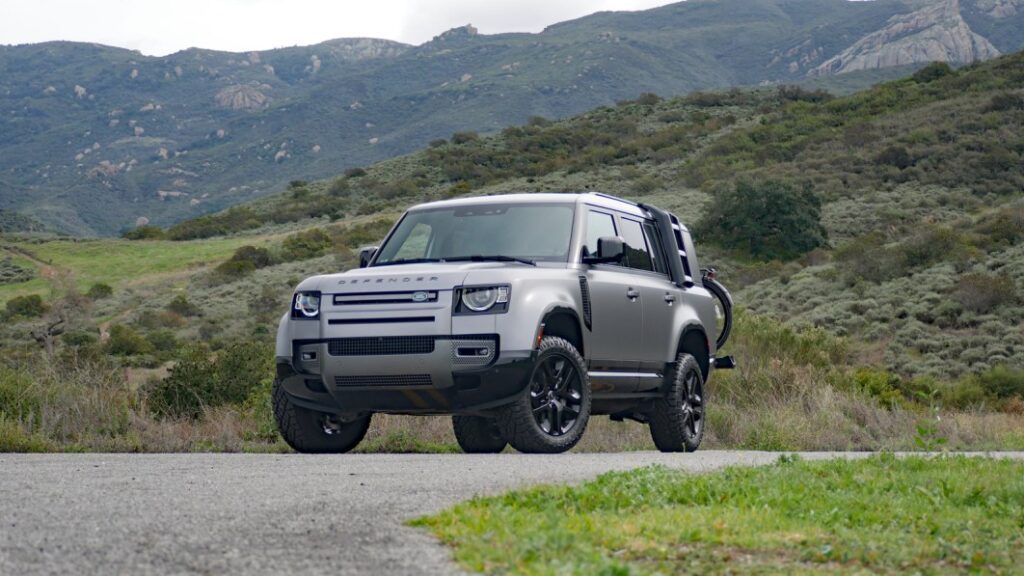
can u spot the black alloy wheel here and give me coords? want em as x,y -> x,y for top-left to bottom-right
529,353 -> 584,437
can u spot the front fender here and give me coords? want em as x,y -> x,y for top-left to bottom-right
479,271 -> 583,355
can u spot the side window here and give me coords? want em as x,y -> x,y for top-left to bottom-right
585,211 -> 617,256
619,219 -> 653,272
642,221 -> 668,275
393,223 -> 432,260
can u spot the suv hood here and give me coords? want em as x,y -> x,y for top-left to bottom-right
295,262 -> 521,294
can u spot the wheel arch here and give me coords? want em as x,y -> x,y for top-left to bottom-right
538,305 -> 585,358
675,324 -> 710,380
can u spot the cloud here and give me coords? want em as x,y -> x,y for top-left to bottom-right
0,0 -> 677,56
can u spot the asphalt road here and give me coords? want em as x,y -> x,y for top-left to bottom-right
2,451 -> 1021,575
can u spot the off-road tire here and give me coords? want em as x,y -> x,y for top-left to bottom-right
498,336 -> 591,454
452,415 -> 507,453
272,379 -> 370,453
649,353 -> 705,453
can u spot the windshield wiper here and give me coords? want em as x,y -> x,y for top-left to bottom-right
444,255 -> 537,266
372,258 -> 444,267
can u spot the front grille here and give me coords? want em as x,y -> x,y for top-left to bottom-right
327,336 -> 435,356
333,291 -> 439,305
335,374 -> 433,387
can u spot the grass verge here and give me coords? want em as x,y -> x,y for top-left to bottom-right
412,455 -> 1024,574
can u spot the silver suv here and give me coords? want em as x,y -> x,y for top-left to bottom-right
273,193 -> 734,454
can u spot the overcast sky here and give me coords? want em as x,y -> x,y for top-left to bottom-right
1,0 -> 679,56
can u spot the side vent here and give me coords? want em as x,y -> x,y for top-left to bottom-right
578,276 -> 592,330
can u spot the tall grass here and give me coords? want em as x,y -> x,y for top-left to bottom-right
1,311 -> 1021,452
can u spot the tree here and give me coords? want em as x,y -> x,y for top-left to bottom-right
696,180 -> 827,261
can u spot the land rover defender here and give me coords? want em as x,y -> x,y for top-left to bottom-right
273,193 -> 734,454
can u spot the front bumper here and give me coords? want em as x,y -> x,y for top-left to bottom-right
277,335 -> 536,415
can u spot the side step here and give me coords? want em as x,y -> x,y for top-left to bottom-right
714,356 -> 737,370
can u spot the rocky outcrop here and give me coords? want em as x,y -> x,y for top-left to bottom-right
974,0 -> 1021,18
811,0 -> 1001,76
318,38 -> 408,62
215,84 -> 270,110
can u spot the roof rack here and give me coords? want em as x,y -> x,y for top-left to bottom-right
589,192 -> 639,207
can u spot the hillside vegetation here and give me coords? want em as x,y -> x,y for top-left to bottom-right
2,0 -> 1023,234
0,50 -> 1022,452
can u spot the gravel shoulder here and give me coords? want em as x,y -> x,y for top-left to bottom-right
2,451 -> 1021,575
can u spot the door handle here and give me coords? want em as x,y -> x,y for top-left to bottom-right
664,293 -> 676,304
626,288 -> 640,300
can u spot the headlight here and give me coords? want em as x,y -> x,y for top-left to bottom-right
292,291 -> 321,319
458,286 -> 510,313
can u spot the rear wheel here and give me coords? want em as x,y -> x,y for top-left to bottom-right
452,415 -> 507,453
498,336 -> 591,454
648,353 -> 705,452
272,379 -> 370,453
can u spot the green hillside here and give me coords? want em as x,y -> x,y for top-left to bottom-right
2,0 -> 1022,235
0,50 -> 1022,453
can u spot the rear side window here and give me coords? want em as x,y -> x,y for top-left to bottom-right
585,211 -> 617,256
642,220 -> 668,275
619,218 -> 653,272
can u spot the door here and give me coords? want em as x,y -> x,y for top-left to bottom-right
581,210 -> 644,390
618,217 -> 677,376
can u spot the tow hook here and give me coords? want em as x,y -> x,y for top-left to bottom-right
714,356 -> 737,370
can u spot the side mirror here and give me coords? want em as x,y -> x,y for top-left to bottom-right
583,236 -> 624,265
358,246 -> 378,268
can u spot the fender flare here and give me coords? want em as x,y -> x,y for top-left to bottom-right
536,305 -> 585,356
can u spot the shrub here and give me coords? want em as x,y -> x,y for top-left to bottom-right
86,283 -> 113,299
974,365 -> 1024,400
148,344 -> 217,418
214,260 -> 255,280
216,340 -> 275,407
631,175 -> 660,195
148,340 -> 273,419
445,181 -> 472,198
0,257 -> 34,285
985,92 -> 1024,112
633,92 -> 662,106
696,180 -> 827,261
898,225 -> 962,270
227,245 -> 273,269
328,177 -> 350,196
777,85 -> 832,103
145,330 -> 178,353
122,225 -> 166,240
167,294 -> 200,317
451,131 -> 479,145
912,62 -> 953,83
107,325 -> 154,356
834,233 -> 902,284
166,206 -> 263,240
975,205 -> 1024,246
952,272 -> 1018,313
344,167 -> 367,178
876,145 -> 912,169
4,294 -> 48,319
847,368 -> 905,407
281,228 -> 332,261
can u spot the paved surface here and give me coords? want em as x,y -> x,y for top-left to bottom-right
2,451 -> 1022,575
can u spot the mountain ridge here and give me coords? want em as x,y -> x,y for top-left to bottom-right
1,0 -> 1021,236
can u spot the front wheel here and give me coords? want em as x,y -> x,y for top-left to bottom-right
498,336 -> 591,454
648,353 -> 705,452
272,379 -> 371,453
452,415 -> 507,453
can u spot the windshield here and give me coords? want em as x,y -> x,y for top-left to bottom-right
374,203 -> 575,265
